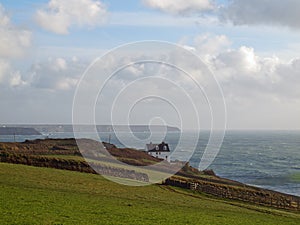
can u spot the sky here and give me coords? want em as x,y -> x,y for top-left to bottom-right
0,0 -> 300,130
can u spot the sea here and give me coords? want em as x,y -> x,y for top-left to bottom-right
1,130 -> 300,197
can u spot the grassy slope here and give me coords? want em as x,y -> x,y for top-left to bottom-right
0,163 -> 299,225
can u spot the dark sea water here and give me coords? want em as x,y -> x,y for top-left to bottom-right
1,130 -> 300,196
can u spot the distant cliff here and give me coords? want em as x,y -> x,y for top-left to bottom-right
1,125 -> 180,133
0,127 -> 41,135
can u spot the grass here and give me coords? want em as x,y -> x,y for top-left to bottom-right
40,154 -> 84,161
40,154 -> 173,184
0,162 -> 300,225
291,173 -> 300,182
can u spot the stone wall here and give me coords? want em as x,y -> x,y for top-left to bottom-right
0,152 -> 149,182
164,177 -> 300,211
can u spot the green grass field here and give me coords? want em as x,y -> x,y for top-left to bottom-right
0,163 -> 299,225
291,173 -> 300,182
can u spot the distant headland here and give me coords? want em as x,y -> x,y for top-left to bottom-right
0,124 -> 180,133
0,127 -> 41,135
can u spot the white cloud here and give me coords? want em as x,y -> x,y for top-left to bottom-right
110,11 -> 218,27
53,57 -> 67,71
0,63 -> 27,88
214,46 -> 260,74
209,44 -> 300,102
192,33 -> 231,63
181,34 -> 297,95
0,59 -> 10,83
143,0 -> 300,30
35,0 -> 107,34
194,34 -> 231,55
0,4 -> 31,87
175,33 -> 300,128
29,57 -> 85,91
88,35 -> 300,128
143,0 -> 214,15
10,71 -> 27,87
56,77 -> 78,90
0,5 -> 31,59
220,0 -> 300,29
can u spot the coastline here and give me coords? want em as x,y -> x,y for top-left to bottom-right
1,137 -> 299,211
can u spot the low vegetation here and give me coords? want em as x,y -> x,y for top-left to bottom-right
0,138 -> 207,179
1,163 -> 300,225
1,138 -> 300,224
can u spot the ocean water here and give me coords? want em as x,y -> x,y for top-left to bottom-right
1,130 -> 300,196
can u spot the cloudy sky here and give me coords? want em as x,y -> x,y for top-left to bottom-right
0,0 -> 300,130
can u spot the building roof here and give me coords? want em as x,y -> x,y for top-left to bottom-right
146,142 -> 170,152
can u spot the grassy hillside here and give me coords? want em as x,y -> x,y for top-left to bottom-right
0,163 -> 299,225
0,138 -> 213,183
